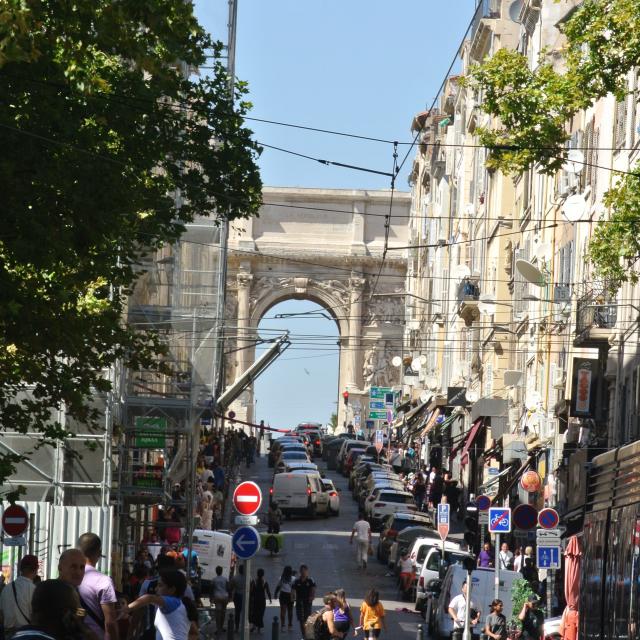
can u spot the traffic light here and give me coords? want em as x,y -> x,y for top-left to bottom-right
342,390 -> 349,405
464,503 -> 479,551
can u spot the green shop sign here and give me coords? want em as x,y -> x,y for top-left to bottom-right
134,417 -> 167,448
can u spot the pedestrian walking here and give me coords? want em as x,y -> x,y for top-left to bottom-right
447,581 -> 480,640
249,568 -> 272,633
513,546 -> 524,573
332,589 -> 353,635
210,565 -> 230,634
128,569 -> 198,640
413,473 -> 426,511
77,532 -> 119,640
267,502 -> 283,534
358,589 -> 386,639
499,543 -> 514,570
518,594 -> 544,640
478,542 -> 493,568
274,566 -> 294,631
230,565 -> 244,632
484,599 -> 507,640
350,512 -> 371,570
57,549 -> 85,588
0,555 -> 39,638
293,564 -> 316,637
12,579 -> 88,640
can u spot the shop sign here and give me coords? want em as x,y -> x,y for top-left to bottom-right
570,358 -> 599,418
135,417 -> 167,448
447,387 -> 467,407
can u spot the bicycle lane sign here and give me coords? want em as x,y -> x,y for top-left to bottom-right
488,507 -> 512,533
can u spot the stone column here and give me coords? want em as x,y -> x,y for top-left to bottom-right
236,272 -> 253,379
349,275 -> 366,391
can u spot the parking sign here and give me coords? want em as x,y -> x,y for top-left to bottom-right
488,507 -> 512,533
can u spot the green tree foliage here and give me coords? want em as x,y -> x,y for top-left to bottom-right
510,578 -> 536,628
0,0 -> 262,482
466,0 -> 640,289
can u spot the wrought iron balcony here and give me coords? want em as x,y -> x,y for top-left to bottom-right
574,294 -> 617,347
457,280 -> 480,325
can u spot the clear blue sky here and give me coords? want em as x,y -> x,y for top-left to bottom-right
193,1 -> 473,426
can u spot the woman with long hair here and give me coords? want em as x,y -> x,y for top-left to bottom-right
128,569 -> 198,640
249,568 -> 272,633
332,589 -> 353,635
13,579 -> 91,640
273,566 -> 294,631
484,599 -> 507,640
359,589 -> 386,639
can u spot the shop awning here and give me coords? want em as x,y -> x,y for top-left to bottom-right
216,334 -> 291,411
491,453 -> 536,505
449,419 -> 484,463
421,408 -> 442,437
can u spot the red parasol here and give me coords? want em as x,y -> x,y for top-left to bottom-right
560,535 -> 582,640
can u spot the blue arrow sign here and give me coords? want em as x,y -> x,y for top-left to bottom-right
488,507 -> 512,533
232,526 -> 261,560
536,546 -> 561,569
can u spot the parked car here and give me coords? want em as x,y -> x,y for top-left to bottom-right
270,471 -> 329,517
384,526 -> 439,568
321,478 -> 340,516
337,439 -> 368,473
278,461 -> 319,474
324,438 -> 346,469
376,513 -> 434,559
343,448 -> 367,476
307,430 -> 323,456
543,616 -> 561,640
369,490 -> 418,529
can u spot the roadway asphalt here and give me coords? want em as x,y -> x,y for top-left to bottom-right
233,448 -> 426,639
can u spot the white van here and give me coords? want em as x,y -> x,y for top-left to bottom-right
414,542 -> 472,611
432,565 -> 521,639
191,529 -> 233,582
271,472 -> 329,517
408,536 -> 462,572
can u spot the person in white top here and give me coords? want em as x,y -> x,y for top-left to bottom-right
499,542 -> 514,570
448,582 -> 480,640
398,551 -> 415,592
350,512 -> 372,570
0,555 -> 38,637
129,568 -> 198,640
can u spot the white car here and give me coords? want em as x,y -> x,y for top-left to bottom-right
271,472 -> 329,517
368,489 -> 417,528
321,478 -> 340,516
284,462 -> 319,474
275,450 -> 310,472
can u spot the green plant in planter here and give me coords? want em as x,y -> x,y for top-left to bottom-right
510,578 -> 536,628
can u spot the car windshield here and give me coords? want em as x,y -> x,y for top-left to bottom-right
426,551 -> 468,571
282,452 -> 307,460
379,493 -> 413,503
393,517 -> 431,532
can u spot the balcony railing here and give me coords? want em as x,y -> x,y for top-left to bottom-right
575,294 -> 617,346
470,0 -> 501,41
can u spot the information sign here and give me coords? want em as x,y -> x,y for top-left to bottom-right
536,529 -> 562,546
134,417 -> 167,448
488,507 -> 512,533
369,401 -> 385,410
536,546 -> 561,569
369,410 -> 387,420
437,504 -> 450,541
370,386 -> 392,400
374,430 -> 384,453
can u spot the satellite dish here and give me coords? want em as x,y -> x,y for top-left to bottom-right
515,259 -> 546,287
508,0 -> 523,21
392,356 -> 402,367
466,390 -> 479,403
535,242 -> 552,263
564,149 -> 585,175
419,390 -> 430,404
562,194 -> 587,222
419,355 -> 427,365
453,264 -> 471,280
411,357 -> 422,371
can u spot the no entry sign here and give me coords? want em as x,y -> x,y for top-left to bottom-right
233,481 -> 262,516
2,504 -> 29,537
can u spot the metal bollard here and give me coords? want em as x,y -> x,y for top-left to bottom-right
272,615 -> 280,640
227,613 -> 234,640
416,623 -> 425,640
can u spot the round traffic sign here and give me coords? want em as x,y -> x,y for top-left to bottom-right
233,481 -> 263,516
476,495 -> 491,511
538,507 -> 560,529
2,504 -> 29,537
232,525 -> 261,560
513,504 -> 538,530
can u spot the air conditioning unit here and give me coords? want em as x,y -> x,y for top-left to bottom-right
553,368 -> 566,389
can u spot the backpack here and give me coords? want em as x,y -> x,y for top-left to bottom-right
303,610 -> 330,640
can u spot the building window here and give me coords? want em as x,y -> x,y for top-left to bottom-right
614,98 -> 627,149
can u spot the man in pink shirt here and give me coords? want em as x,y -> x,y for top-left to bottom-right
77,532 -> 119,640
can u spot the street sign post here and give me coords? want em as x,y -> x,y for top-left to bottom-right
2,504 -> 29,537
437,503 -> 450,541
488,507 -> 512,533
374,430 -> 384,453
232,526 -> 261,640
538,508 -> 560,529
370,386 -> 392,400
233,481 -> 262,517
234,515 -> 259,526
536,529 -> 562,546
3,536 -> 26,547
536,546 -> 561,569
369,410 -> 387,420
369,401 -> 385,410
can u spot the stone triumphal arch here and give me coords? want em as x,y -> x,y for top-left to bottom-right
225,187 -> 410,428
